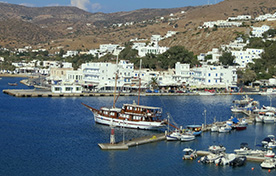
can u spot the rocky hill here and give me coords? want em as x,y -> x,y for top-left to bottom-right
0,0 -> 276,54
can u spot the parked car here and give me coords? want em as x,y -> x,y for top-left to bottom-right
176,90 -> 184,93
145,89 -> 152,93
168,90 -> 175,93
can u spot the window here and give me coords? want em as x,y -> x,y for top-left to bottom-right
65,87 -> 71,91
55,87 -> 61,91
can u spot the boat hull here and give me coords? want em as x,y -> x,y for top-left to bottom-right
94,113 -> 165,130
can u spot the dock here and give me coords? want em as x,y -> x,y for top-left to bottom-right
2,89 -> 260,98
197,150 -> 265,162
98,133 -> 165,150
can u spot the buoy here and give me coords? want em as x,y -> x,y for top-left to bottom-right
198,160 -> 200,163
216,163 -> 218,166
268,169 -> 271,173
251,167 -> 254,171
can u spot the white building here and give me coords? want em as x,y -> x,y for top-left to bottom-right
232,48 -> 264,68
137,46 -> 169,57
51,84 -> 82,94
251,25 -> 270,37
227,15 -> 251,21
202,20 -> 242,28
99,44 -> 120,53
174,62 -> 237,88
81,60 -> 134,91
197,48 -> 221,63
255,13 -> 276,21
62,50 -> 78,58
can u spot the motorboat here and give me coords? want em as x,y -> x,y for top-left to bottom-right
263,112 -> 275,124
180,132 -> 195,142
260,88 -> 276,96
198,91 -> 215,96
214,153 -> 236,166
262,135 -> 276,149
200,153 -> 222,164
264,150 -> 275,158
218,125 -> 231,133
211,124 -> 218,132
260,158 -> 276,169
235,124 -> 247,131
234,143 -> 264,156
182,148 -> 197,160
229,156 -> 247,167
208,145 -> 226,154
166,129 -> 181,141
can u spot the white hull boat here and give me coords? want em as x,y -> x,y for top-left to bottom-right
263,112 -> 275,124
260,158 -> 276,169
182,148 -> 197,160
211,125 -> 218,132
166,130 -> 181,141
209,145 -> 226,154
180,133 -> 195,142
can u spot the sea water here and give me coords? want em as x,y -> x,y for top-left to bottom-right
0,77 -> 275,176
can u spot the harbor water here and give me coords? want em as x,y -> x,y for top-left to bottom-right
0,77 -> 276,176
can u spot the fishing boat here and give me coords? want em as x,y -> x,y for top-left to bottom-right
166,129 -> 181,141
186,125 -> 202,136
82,59 -> 166,130
182,148 -> 197,160
180,134 -> 195,142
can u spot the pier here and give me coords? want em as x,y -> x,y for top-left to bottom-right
197,150 -> 265,162
98,133 -> 165,150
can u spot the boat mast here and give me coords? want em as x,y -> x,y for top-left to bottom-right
113,55 -> 119,108
138,59 -> 142,105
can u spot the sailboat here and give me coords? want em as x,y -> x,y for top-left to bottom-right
82,59 -> 166,130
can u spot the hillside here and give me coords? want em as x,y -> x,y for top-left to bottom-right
0,0 -> 276,54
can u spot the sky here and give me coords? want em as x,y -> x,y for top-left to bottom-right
1,0 -> 224,13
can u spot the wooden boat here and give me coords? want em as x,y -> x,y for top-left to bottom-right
186,125 -> 202,136
82,59 -> 166,130
8,82 -> 17,86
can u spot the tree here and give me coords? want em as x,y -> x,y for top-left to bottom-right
148,77 -> 159,90
119,47 -> 138,60
240,69 -> 257,85
219,52 -> 236,66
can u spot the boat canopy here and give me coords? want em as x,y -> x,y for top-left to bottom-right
123,103 -> 162,111
231,118 -> 239,124
101,107 -> 121,112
